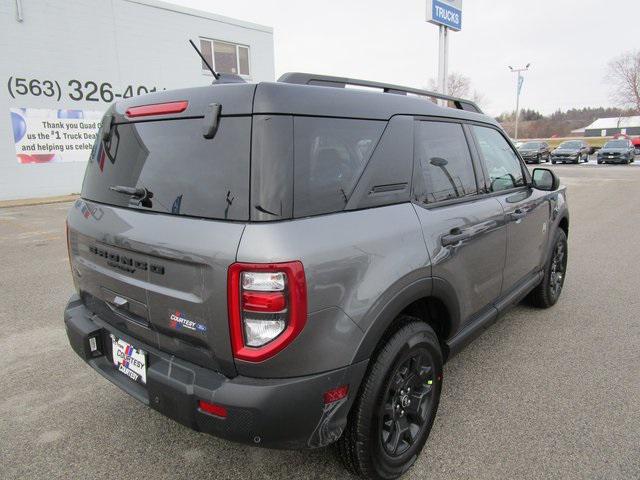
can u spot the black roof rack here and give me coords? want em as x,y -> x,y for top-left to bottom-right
277,72 -> 482,114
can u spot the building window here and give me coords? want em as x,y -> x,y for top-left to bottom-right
199,38 -> 250,77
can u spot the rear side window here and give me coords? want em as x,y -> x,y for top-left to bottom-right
413,121 -> 477,203
293,117 -> 385,217
81,117 -> 251,220
472,126 -> 525,192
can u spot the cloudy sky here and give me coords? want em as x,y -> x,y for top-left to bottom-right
171,0 -> 639,116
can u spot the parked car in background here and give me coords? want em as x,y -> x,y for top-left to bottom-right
517,141 -> 551,163
550,140 -> 590,164
597,139 -> 636,164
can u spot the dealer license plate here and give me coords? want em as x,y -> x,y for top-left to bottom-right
111,335 -> 146,384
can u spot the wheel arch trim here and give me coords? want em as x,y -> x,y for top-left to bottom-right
352,276 -> 461,364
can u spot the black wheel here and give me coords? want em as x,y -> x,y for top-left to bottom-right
527,228 -> 568,308
536,154 -> 541,164
551,160 -> 556,164
337,319 -> 443,480
597,159 -> 603,165
582,153 -> 588,162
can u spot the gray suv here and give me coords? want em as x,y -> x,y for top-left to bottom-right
64,73 -> 569,480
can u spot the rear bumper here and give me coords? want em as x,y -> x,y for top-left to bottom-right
64,294 -> 367,449
598,157 -> 628,163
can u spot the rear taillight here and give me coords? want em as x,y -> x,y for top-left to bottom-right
125,100 -> 188,118
228,262 -> 307,362
65,220 -> 77,288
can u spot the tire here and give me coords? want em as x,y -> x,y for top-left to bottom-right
582,153 -> 588,162
536,154 -> 541,164
527,228 -> 568,308
597,158 -> 603,165
551,160 -> 556,164
337,319 -> 443,480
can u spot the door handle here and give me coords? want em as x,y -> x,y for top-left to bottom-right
441,229 -> 471,246
510,209 -> 526,221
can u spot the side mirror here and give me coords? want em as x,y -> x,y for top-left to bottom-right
532,168 -> 559,191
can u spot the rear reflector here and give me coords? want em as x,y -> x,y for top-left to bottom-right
198,400 -> 227,418
125,100 -> 188,118
324,385 -> 349,404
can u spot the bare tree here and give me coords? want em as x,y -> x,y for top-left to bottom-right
606,51 -> 640,114
427,72 -> 486,108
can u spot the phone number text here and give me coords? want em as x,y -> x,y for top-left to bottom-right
7,76 -> 165,103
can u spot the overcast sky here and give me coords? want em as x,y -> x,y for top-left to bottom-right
171,0 -> 639,116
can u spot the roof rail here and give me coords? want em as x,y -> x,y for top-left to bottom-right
277,72 -> 482,114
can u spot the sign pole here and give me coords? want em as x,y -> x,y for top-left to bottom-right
508,64 -> 530,141
438,25 -> 445,94
443,26 -> 449,94
515,71 -> 521,140
427,1 -> 461,99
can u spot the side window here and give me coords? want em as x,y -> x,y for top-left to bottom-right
293,117 -> 385,217
413,121 -> 477,203
472,126 -> 525,192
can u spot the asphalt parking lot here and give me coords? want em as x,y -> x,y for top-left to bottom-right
1,165 -> 639,480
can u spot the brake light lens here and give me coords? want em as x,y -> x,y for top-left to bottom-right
228,262 -> 307,361
66,220 -> 79,293
125,100 -> 188,118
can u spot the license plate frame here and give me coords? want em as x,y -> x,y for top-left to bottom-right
111,335 -> 147,385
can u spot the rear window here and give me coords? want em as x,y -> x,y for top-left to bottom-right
413,121 -> 477,203
293,117 -> 385,217
81,117 -> 250,221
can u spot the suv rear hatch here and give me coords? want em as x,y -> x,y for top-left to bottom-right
67,84 -> 256,377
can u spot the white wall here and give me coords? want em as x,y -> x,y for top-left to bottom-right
0,0 -> 274,200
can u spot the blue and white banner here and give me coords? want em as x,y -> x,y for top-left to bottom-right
426,0 -> 463,31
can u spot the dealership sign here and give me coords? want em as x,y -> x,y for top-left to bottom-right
426,0 -> 462,31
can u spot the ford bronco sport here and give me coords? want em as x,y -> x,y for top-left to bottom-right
64,72 -> 569,479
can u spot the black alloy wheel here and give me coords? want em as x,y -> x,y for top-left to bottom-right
549,239 -> 567,300
380,350 -> 436,457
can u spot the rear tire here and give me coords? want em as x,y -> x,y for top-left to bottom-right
337,319 -> 443,480
527,228 -> 568,308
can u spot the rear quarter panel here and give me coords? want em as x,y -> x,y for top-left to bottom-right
235,203 -> 430,377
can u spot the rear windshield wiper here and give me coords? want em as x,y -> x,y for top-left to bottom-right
109,185 -> 153,208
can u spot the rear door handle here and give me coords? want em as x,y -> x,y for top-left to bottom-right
441,230 -> 471,246
510,209 -> 526,221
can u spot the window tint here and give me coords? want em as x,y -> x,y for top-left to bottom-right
293,117 -> 385,217
413,121 -> 477,203
472,126 -> 525,192
82,117 -> 250,221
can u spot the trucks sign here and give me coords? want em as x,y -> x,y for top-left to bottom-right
426,0 -> 462,31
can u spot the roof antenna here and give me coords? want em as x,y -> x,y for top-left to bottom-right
189,39 -> 219,80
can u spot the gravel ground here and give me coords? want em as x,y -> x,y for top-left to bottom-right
0,165 -> 638,480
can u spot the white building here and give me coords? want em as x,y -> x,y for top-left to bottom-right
1,0 -> 274,201
584,116 -> 640,138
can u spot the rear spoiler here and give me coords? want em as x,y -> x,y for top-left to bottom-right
278,72 -> 482,114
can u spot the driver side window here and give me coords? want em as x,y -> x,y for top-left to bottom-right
472,126 -> 525,192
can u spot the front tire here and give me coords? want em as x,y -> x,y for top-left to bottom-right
527,228 -> 568,308
337,319 -> 443,480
